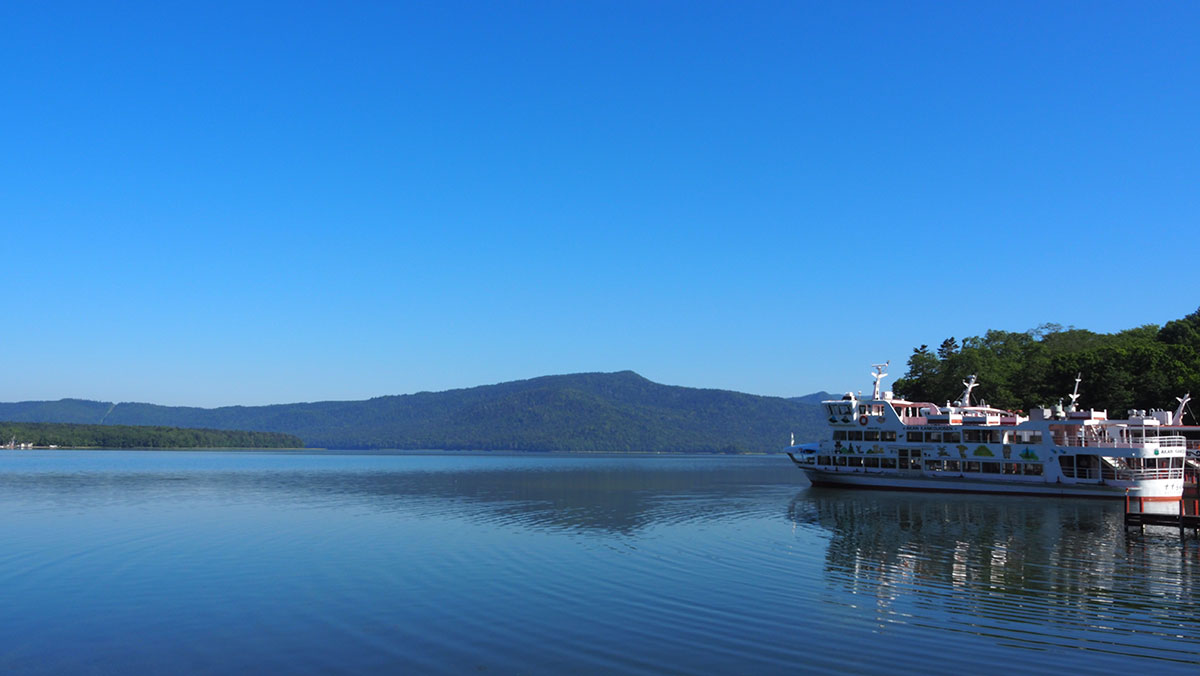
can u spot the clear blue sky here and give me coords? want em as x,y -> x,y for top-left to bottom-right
2,1 -> 1198,406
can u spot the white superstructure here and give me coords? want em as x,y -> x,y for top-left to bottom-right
786,364 -> 1190,500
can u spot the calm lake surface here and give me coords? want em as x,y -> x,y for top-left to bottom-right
0,451 -> 1196,674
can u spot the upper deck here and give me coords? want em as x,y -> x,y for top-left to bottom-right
819,366 -> 1191,456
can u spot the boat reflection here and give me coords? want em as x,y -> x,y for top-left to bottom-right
786,488 -> 1200,648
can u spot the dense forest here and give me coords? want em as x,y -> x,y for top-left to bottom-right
0,423 -> 302,449
0,372 -> 826,451
892,308 -> 1200,419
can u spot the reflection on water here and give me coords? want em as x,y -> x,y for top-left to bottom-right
0,451 -> 1197,675
788,490 -> 1200,667
0,451 -> 790,535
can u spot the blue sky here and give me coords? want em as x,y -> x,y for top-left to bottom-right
2,1 -> 1198,406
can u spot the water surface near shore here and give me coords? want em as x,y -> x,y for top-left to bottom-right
0,450 -> 1196,674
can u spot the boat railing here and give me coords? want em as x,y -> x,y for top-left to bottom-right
1102,456 -> 1184,481
1104,467 -> 1181,481
1055,435 -> 1186,449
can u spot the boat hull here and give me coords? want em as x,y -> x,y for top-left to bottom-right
799,467 -> 1178,500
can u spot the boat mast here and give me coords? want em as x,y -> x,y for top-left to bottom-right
1067,373 -> 1082,413
957,375 -> 978,407
870,362 -> 889,400
1173,393 -> 1191,425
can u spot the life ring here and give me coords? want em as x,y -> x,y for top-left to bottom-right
858,415 -> 868,426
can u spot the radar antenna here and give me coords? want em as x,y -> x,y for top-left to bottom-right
870,362 -> 889,400
1067,373 -> 1082,413
958,374 -> 978,407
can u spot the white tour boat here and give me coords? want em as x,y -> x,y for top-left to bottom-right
786,364 -> 1194,501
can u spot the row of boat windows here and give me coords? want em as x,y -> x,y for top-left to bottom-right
833,429 -> 1045,444
817,455 -> 1044,475
833,430 -> 898,442
826,403 -> 890,417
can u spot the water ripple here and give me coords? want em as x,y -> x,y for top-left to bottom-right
0,451 -> 1197,674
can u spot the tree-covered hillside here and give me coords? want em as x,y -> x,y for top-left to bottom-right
0,422 -> 302,449
892,308 -> 1200,418
0,371 -> 826,451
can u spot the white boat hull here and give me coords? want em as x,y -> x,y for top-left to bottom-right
799,466 -> 1179,500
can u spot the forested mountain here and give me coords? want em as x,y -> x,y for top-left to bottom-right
892,308 -> 1200,419
0,423 -> 301,449
0,371 -> 825,452
790,391 -> 836,405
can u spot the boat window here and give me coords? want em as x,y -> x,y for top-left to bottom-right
1058,455 -> 1075,477
858,405 -> 867,415
943,431 -> 960,443
1003,463 -> 1021,475
848,431 -> 863,441
1058,455 -> 1101,479
848,457 -> 863,467
964,430 -> 981,443
924,459 -> 942,471
926,431 -> 942,442
981,462 -> 1001,474
1023,463 -> 1042,475
818,456 -> 831,465
965,461 -> 981,472
864,431 -> 880,441
833,431 -> 847,440
881,431 -> 897,442
944,460 -> 961,472
836,456 -> 847,466
881,458 -> 897,469
907,431 -> 923,442
865,457 -> 879,468
1016,431 -> 1043,444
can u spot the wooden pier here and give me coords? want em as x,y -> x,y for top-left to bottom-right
1124,490 -> 1200,536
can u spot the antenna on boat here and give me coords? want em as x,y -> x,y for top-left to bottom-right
1067,373 -> 1082,413
870,362 -> 889,400
1173,393 -> 1191,426
957,374 -> 978,407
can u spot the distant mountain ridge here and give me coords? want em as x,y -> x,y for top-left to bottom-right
0,371 -> 825,452
790,391 -> 836,405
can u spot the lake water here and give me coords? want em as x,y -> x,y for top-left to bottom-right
0,451 -> 1196,674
